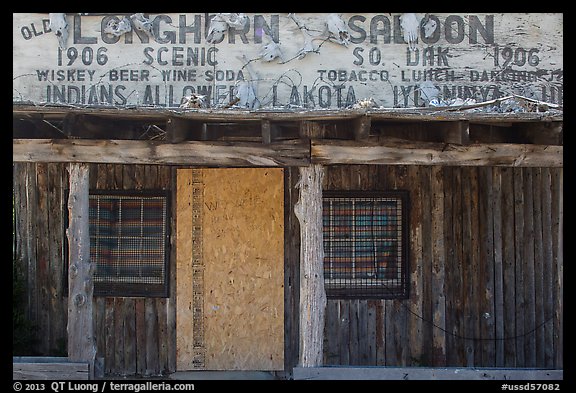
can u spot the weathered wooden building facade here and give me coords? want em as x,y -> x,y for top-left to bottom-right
13,13 -> 563,379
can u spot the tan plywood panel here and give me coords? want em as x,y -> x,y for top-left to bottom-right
176,169 -> 195,370
201,168 -> 284,370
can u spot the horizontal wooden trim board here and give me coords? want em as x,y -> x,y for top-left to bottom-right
13,138 -> 562,167
13,357 -> 89,380
311,140 -> 563,167
13,139 -> 310,167
292,367 -> 563,380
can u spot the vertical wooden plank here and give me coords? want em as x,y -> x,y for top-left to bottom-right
540,168 -> 554,368
407,165 -> 424,366
491,167 -> 505,367
324,300 -> 339,365
102,163 -> 115,375
25,163 -> 39,334
145,298 -> 160,375
367,299 -> 377,365
167,166 -> 177,374
375,300 -> 385,365
383,167 -> 396,366
394,166 -> 409,366
124,299 -> 137,375
551,168 -> 563,369
461,167 -> 475,366
92,168 -> 104,370
419,166 -> 433,366
95,164 -> 106,190
478,167 -> 495,367
285,167 -> 301,372
146,164 -> 167,375
88,163 -> 104,366
357,300 -> 370,365
532,168 -> 545,367
430,166 -> 446,366
295,165 -> 327,367
522,169 -> 536,367
513,167 -> 526,366
442,166 -> 456,366
104,298 -> 115,375
121,165 -> 137,376
339,300 -> 351,365
176,168 -> 194,371
114,298 -> 126,375
469,167 -> 482,367
135,298 -> 146,375
66,163 -> 96,377
374,166 -> 387,367
348,300 -> 360,365
113,163 -> 123,189
157,298 -> 169,373
501,168 -> 516,367
36,163 -> 51,355
47,163 -> 66,355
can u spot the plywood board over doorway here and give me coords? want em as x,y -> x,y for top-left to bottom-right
176,168 -> 284,371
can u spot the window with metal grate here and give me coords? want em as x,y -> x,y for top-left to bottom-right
322,190 -> 409,299
88,190 -> 170,297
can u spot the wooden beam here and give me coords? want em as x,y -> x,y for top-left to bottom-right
261,119 -> 273,144
66,163 -> 96,379
294,165 -> 326,367
13,139 -> 310,167
442,121 -> 470,145
311,139 -> 562,167
166,117 -> 189,143
353,115 -> 371,141
299,121 -> 325,139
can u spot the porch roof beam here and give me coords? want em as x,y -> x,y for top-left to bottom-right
311,139 -> 563,167
13,138 -> 310,167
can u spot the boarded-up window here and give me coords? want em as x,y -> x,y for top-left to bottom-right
89,191 -> 170,297
322,191 -> 409,299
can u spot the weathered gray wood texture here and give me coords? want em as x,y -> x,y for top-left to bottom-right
13,163 -> 176,377
321,165 -> 563,369
12,163 -> 563,373
66,163 -> 96,377
13,14 -> 563,109
13,357 -> 90,380
293,366 -> 563,380
294,165 -> 327,367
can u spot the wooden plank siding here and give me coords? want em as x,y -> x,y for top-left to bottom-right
321,165 -> 563,368
12,162 -> 563,373
12,163 -> 176,377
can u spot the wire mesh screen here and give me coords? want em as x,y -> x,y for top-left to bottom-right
89,191 -> 169,297
322,191 -> 409,299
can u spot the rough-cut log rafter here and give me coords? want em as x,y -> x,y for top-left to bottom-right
311,139 -> 562,167
294,164 -> 326,367
353,115 -> 371,141
13,139 -> 310,167
66,163 -> 96,378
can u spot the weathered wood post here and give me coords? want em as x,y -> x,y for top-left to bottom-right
294,164 -> 326,367
66,163 -> 96,378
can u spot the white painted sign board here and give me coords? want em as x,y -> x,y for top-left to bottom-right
13,13 -> 563,109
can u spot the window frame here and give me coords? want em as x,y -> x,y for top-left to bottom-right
322,190 -> 410,300
87,189 -> 171,298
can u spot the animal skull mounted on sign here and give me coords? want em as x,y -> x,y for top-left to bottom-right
103,16 -> 132,37
131,13 -> 154,38
400,13 -> 424,51
49,13 -> 69,49
206,14 -> 229,43
325,13 -> 350,47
